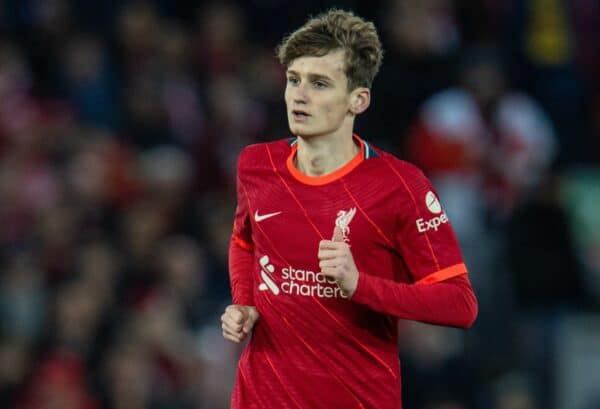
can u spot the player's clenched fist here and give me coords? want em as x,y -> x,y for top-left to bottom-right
221,305 -> 260,343
318,240 -> 359,297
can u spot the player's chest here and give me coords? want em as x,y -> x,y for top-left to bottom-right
242,175 -> 395,254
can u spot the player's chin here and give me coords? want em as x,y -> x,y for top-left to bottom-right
288,123 -> 304,135
289,124 -> 319,139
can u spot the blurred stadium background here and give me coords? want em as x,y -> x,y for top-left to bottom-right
0,0 -> 598,408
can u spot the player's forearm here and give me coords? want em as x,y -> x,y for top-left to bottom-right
351,273 -> 478,328
229,239 -> 255,306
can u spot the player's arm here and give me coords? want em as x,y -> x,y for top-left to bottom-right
223,236 -> 259,342
229,234 -> 255,305
222,156 -> 260,343
221,303 -> 259,343
319,241 -> 477,328
319,164 -> 477,329
229,160 -> 255,306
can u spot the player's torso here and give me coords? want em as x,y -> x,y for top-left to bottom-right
235,140 -> 405,408
239,141 -> 410,317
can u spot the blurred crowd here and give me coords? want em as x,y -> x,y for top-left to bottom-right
0,0 -> 598,408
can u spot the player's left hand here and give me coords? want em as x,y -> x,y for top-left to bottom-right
318,240 -> 359,298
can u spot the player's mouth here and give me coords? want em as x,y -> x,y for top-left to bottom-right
292,110 -> 311,122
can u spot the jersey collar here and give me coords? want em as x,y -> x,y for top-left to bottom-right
286,134 -> 366,186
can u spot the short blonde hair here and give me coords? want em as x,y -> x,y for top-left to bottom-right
276,9 -> 383,90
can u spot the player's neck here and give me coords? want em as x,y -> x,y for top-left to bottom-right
295,130 -> 359,177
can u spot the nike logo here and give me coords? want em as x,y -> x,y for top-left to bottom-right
254,210 -> 282,222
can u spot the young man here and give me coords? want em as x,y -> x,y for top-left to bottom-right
221,9 -> 478,409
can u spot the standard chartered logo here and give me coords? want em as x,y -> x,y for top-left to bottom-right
257,255 -> 346,299
258,255 -> 279,295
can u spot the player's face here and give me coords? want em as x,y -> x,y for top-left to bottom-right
284,50 -> 355,139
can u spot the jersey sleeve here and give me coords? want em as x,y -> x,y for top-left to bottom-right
393,165 -> 466,284
350,161 -> 477,328
352,273 -> 477,327
229,155 -> 255,306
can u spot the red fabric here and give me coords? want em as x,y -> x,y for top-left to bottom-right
353,273 -> 477,328
229,137 -> 478,409
230,161 -> 257,306
229,236 -> 255,306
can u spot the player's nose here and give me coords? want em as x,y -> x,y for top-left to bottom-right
290,83 -> 309,104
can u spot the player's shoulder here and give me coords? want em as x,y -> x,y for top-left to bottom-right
237,138 -> 293,169
368,144 -> 430,187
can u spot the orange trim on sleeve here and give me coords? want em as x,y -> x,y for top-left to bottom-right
232,234 -> 254,251
286,134 -> 365,186
415,263 -> 467,285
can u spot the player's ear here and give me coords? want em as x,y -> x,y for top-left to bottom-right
349,87 -> 370,115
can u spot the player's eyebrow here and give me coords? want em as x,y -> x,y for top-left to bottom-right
286,70 -> 335,83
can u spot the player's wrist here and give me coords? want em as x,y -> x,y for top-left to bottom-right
347,270 -> 366,300
342,271 -> 360,298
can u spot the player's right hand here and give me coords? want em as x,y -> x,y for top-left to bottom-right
221,305 -> 259,343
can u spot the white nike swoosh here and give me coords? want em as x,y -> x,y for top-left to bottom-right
254,211 -> 282,222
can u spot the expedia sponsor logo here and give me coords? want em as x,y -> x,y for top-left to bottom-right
416,213 -> 449,232
416,191 -> 448,232
425,191 -> 442,214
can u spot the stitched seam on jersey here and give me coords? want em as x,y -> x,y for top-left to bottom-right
233,180 -> 256,305
266,144 -> 325,239
383,159 -> 441,271
264,354 -> 304,409
233,181 -> 255,251
232,234 -> 254,251
340,178 -> 393,247
266,295 -> 367,409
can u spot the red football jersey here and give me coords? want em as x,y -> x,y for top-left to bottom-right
230,135 -> 477,409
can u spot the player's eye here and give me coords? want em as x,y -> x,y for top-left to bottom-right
287,77 -> 300,86
313,81 -> 328,89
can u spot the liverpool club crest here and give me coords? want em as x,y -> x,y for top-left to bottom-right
332,207 -> 356,242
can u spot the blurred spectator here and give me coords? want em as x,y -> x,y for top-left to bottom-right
406,45 -> 558,219
61,34 -> 120,130
193,2 -> 247,79
360,0 -> 460,149
18,351 -> 99,409
156,235 -> 214,329
0,252 -> 46,342
0,338 -> 31,406
403,45 -> 560,326
506,174 -> 589,309
159,22 -> 205,146
492,371 -> 540,409
507,0 -> 597,164
560,169 -> 600,302
102,335 -> 153,409
399,321 -> 473,408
